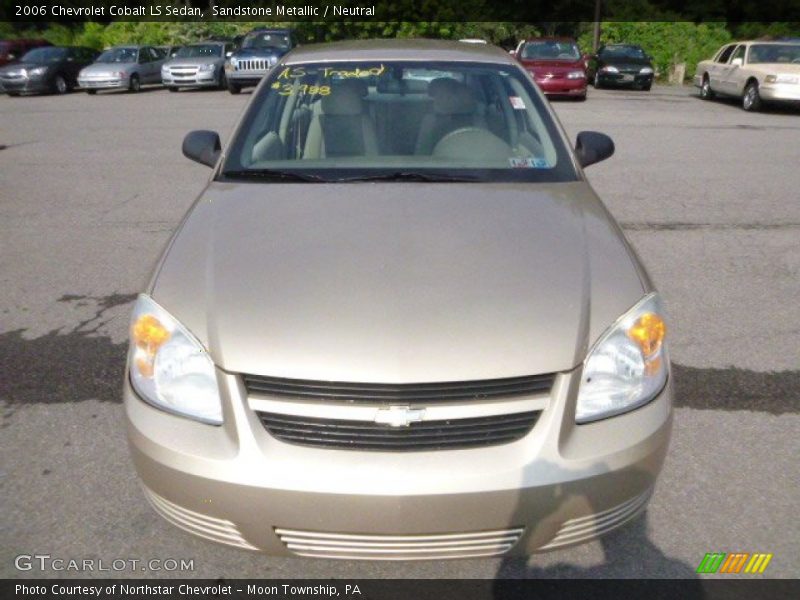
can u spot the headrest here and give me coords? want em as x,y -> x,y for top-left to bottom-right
428,78 -> 476,115
322,79 -> 368,115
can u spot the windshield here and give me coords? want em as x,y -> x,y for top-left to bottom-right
600,46 -> 647,60
97,47 -> 138,63
223,60 -> 576,183
242,32 -> 291,51
21,47 -> 67,63
521,41 -> 581,61
748,43 -> 800,64
175,44 -> 221,58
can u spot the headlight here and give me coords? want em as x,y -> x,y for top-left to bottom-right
576,293 -> 668,424
198,64 -> 214,72
28,66 -> 47,76
600,65 -> 619,73
161,65 -> 169,73
639,67 -> 654,75
225,61 -> 235,71
567,70 -> 586,79
128,294 -> 222,425
765,74 -> 798,84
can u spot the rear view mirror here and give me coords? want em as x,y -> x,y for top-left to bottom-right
575,131 -> 615,168
182,130 -> 221,168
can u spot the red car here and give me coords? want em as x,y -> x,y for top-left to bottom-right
0,39 -> 52,67
513,37 -> 588,100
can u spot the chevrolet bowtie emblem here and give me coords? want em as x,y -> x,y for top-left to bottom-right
374,406 -> 426,427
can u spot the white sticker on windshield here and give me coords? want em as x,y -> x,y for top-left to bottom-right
509,96 -> 526,110
509,157 -> 550,169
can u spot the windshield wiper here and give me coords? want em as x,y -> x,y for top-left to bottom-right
221,169 -> 327,183
336,171 -> 481,183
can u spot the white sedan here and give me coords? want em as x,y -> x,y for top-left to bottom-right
694,40 -> 800,111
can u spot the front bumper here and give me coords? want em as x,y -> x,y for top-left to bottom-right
227,69 -> 267,87
0,76 -> 49,94
125,367 -> 672,559
162,70 -> 217,88
78,77 -> 127,90
597,72 -> 653,88
534,77 -> 587,97
758,83 -> 800,103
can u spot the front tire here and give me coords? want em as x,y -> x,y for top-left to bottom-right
168,86 -> 178,92
52,74 -> 69,95
742,81 -> 762,112
129,74 -> 141,93
86,89 -> 97,95
700,75 -> 714,100
593,72 -> 603,89
218,70 -> 227,90
227,80 -> 242,94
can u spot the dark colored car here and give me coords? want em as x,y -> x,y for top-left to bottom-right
513,37 -> 588,100
225,28 -> 297,94
0,46 -> 98,96
587,44 -> 655,91
0,39 -> 51,67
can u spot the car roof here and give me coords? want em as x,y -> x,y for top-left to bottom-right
740,40 -> 800,45
286,38 -> 515,65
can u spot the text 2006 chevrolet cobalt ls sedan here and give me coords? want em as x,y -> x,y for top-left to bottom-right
125,40 -> 672,559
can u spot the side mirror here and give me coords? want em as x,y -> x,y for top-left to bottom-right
731,57 -> 743,67
182,130 -> 221,168
575,131 -> 615,168
226,51 -> 233,58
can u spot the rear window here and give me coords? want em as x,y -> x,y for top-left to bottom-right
223,60 -> 577,183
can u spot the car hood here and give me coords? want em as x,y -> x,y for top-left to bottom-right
151,182 -> 646,382
1,61 -> 53,73
81,62 -> 133,75
519,59 -> 584,72
601,57 -> 652,68
749,63 -> 800,75
233,47 -> 289,59
164,56 -> 220,67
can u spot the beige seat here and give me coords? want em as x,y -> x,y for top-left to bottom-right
414,78 -> 487,155
303,79 -> 379,159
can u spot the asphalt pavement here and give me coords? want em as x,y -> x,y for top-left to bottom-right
0,84 -> 798,579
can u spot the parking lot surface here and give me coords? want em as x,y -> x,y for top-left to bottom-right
1,85 -> 798,578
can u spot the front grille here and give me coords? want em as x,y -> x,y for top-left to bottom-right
257,410 -> 541,451
275,526 -> 524,559
243,373 -> 554,404
169,66 -> 199,76
235,59 -> 270,71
